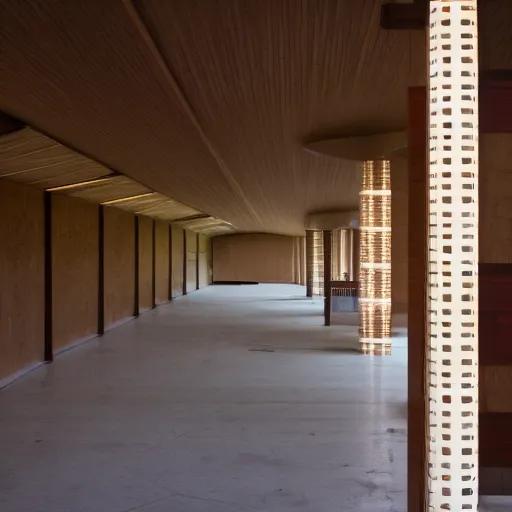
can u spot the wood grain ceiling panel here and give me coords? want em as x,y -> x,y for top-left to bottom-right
1,1 -> 509,234
0,128 -> 114,189
0,0 -> 255,229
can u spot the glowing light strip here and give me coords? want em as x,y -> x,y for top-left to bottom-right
101,192 -> 155,205
46,174 -> 117,192
427,2 -> 479,510
359,159 -> 392,356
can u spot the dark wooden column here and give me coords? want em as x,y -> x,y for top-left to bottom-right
44,191 -> 53,362
168,225 -> 173,301
306,230 -> 314,297
151,220 -> 156,308
407,86 -> 428,512
323,230 -> 332,326
182,230 -> 187,296
97,205 -> 105,335
133,216 -> 140,317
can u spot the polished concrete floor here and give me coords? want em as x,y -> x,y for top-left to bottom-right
0,284 -> 410,512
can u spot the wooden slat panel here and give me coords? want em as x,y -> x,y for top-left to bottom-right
481,366 -> 512,413
186,230 -> 197,293
407,86 -> 428,512
0,180 -> 44,381
154,220 -> 170,304
481,76 -> 512,133
198,234 -> 209,289
103,207 -> 135,328
138,216 -> 153,311
52,194 -> 98,352
481,413 -> 512,468
171,226 -> 184,298
480,264 -> 512,365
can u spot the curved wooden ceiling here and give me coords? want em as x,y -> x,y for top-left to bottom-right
0,1 -> 510,235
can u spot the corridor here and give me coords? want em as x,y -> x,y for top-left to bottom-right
0,285 -> 407,512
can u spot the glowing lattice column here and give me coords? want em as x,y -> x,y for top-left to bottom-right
359,159 -> 392,355
312,230 -> 324,296
427,1 -> 479,510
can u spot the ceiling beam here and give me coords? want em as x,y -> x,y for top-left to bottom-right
380,1 -> 427,30
0,111 -> 25,136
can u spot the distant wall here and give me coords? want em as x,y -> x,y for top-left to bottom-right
212,233 -> 295,283
154,220 -> 170,304
198,234 -> 210,288
0,181 -> 44,380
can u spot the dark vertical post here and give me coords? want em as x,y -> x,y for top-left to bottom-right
98,205 -> 105,335
182,230 -> 187,296
152,219 -> 156,308
133,216 -> 140,317
323,230 -> 332,327
168,225 -> 173,301
44,191 -> 53,362
196,233 -> 200,290
306,230 -> 314,297
408,86 -> 428,512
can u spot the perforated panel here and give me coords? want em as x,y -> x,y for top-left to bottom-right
312,230 -> 324,296
359,160 -> 392,356
427,1 -> 479,510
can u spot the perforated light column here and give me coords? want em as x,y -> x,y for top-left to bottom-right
312,230 -> 324,296
359,159 -> 392,355
427,1 -> 479,510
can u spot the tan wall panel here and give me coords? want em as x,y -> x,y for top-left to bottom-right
198,234 -> 209,288
138,216 -> 153,311
481,134 -> 512,263
207,236 -> 213,285
186,230 -> 198,293
104,207 -> 135,328
391,155 -> 408,314
171,225 -> 184,298
213,234 -> 295,283
52,195 -> 98,352
480,366 -> 512,413
155,220 -> 170,304
0,181 -> 44,380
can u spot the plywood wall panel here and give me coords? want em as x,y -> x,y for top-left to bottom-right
198,234 -> 209,288
171,226 -> 184,298
391,155 -> 408,314
138,216 -> 153,311
52,194 -> 98,352
0,181 -> 44,380
104,207 -> 135,328
186,230 -> 198,293
155,220 -> 169,304
213,234 -> 295,283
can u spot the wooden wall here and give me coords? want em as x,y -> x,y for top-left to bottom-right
0,178 -> 206,384
0,181 -> 44,381
186,231 -> 198,293
198,234 -> 209,288
138,216 -> 154,312
52,194 -> 98,352
171,226 -> 185,297
391,154 -> 408,314
212,233 -> 295,283
103,207 -> 135,329
155,220 -> 170,304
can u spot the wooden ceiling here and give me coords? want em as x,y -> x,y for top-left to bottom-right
0,1 -> 510,235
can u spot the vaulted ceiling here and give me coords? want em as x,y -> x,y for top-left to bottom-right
0,1 -> 510,235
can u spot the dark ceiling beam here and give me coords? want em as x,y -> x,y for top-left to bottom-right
0,111 -> 25,136
380,1 -> 428,30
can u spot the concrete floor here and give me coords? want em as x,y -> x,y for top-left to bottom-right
0,284 -> 410,512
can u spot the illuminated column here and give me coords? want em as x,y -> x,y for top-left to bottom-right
359,159 -> 392,355
341,229 -> 351,279
427,1 -> 479,510
306,230 -> 314,297
312,230 -> 324,296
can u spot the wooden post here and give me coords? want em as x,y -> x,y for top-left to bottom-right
407,86 -> 428,512
182,230 -> 187,296
323,230 -> 332,326
152,220 -> 156,308
98,205 -> 105,335
44,191 -> 53,362
196,233 -> 200,291
168,225 -> 173,301
133,216 -> 140,317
